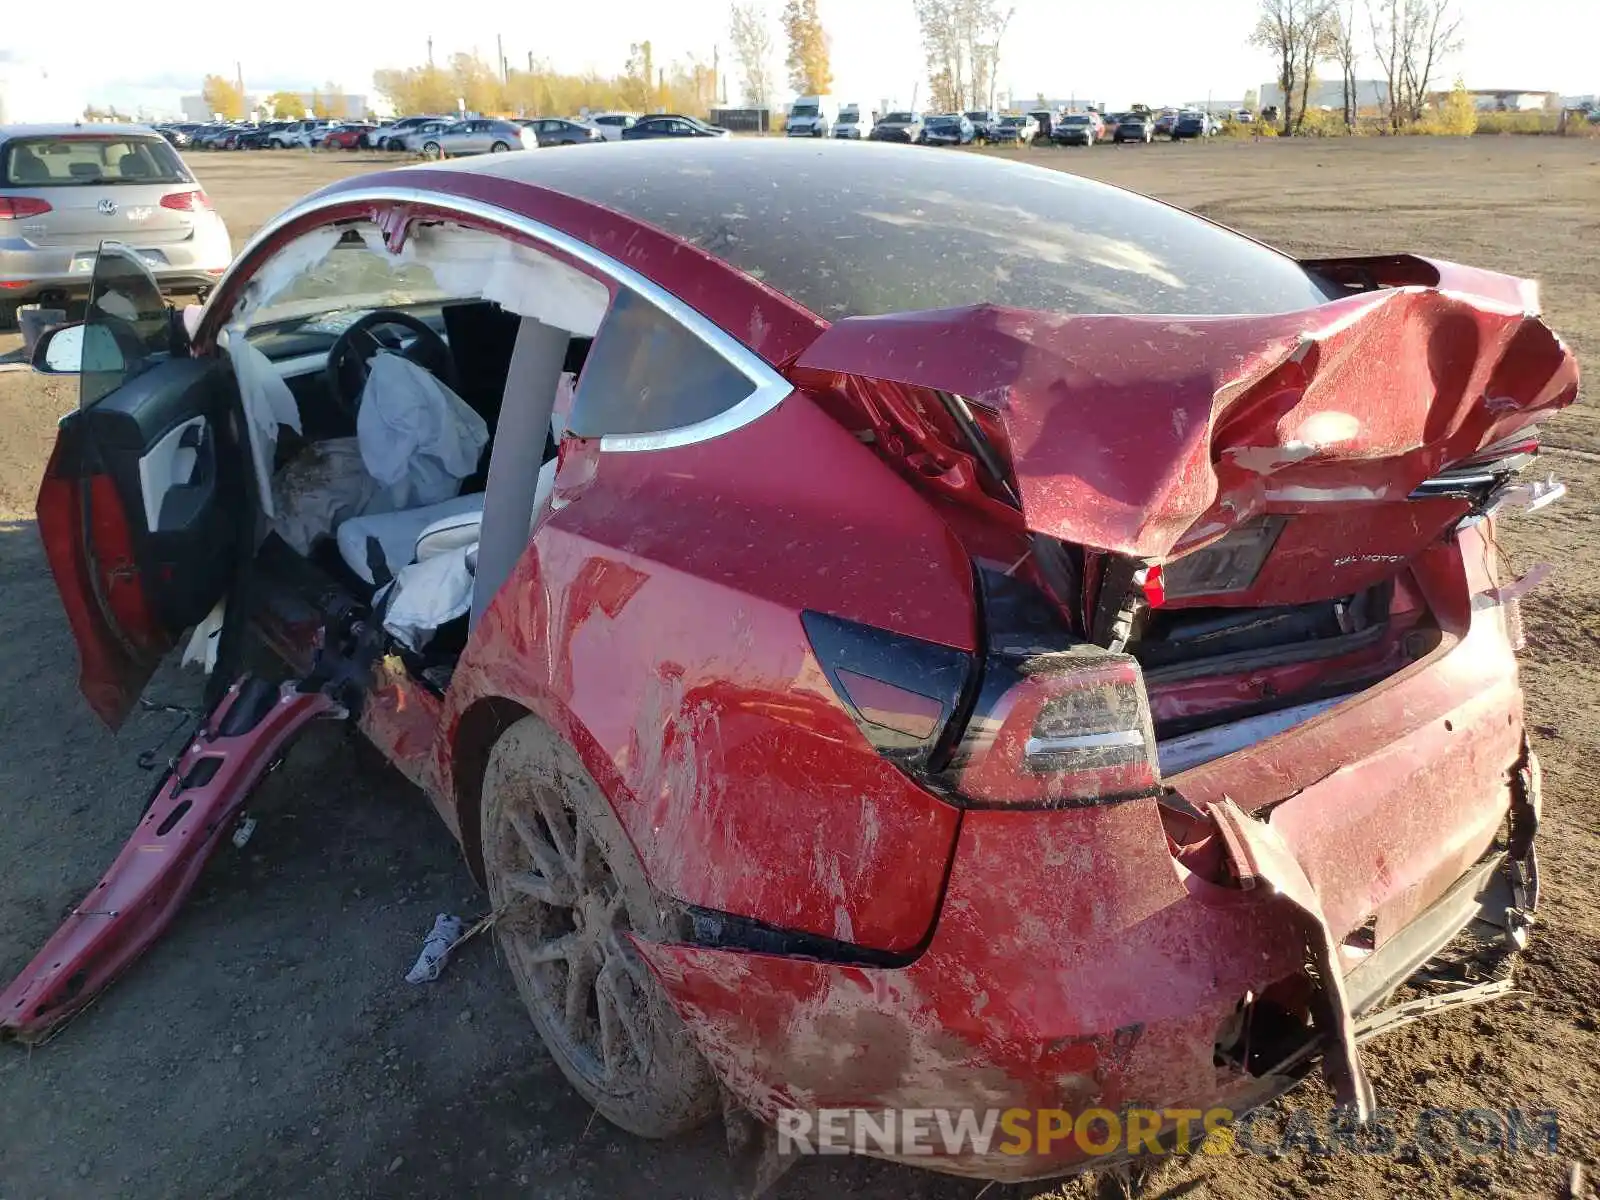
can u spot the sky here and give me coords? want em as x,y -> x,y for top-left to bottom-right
3,0 -> 1596,117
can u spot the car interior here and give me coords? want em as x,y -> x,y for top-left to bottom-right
83,219 -> 613,696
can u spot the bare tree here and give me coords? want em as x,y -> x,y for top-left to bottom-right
913,0 -> 1012,112
1251,0 -> 1331,135
728,2 -> 776,110
1331,1 -> 1359,128
1368,0 -> 1462,129
1402,0 -> 1463,121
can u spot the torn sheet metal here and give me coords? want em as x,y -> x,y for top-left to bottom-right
1208,796 -> 1376,1119
793,261 -> 1578,560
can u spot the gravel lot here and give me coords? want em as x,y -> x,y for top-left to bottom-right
0,138 -> 1595,1199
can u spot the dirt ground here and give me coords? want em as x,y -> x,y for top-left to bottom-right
0,139 -> 1595,1199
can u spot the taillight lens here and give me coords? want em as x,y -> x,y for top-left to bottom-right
160,190 -> 212,212
954,645 -> 1160,806
0,196 -> 53,219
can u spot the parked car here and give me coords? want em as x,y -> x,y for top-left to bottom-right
921,113 -> 976,145
618,114 -> 729,140
193,124 -> 247,150
414,119 -> 539,158
396,119 -> 462,155
233,122 -> 288,150
366,115 -> 448,150
1113,112 -> 1155,143
17,139 -> 1574,1192
987,112 -> 1038,144
1235,108 -> 1256,124
1172,110 -> 1218,139
868,110 -> 924,143
321,123 -> 376,150
1153,110 -> 1179,136
0,123 -> 231,326
1051,111 -> 1104,145
519,118 -> 603,147
585,112 -> 639,142
271,120 -> 338,149
963,110 -> 996,141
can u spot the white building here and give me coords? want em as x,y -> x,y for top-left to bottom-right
1259,79 -> 1390,112
1465,89 -> 1558,112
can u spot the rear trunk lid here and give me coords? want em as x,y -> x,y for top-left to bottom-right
791,256 -> 1577,580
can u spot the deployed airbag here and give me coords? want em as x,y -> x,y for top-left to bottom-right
356,353 -> 489,509
229,333 -> 303,517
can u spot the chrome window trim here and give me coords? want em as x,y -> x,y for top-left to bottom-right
217,184 -> 793,453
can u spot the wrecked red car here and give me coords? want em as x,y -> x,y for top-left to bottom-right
9,141 -> 1578,1182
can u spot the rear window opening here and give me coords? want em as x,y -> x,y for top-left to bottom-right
3,137 -> 191,187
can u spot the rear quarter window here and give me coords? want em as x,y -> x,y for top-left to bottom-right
567,288 -> 756,440
3,137 -> 190,187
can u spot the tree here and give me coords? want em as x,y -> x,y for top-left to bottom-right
1368,0 -> 1463,130
1401,0 -> 1463,123
1429,75 -> 1476,133
1295,5 -> 1337,133
729,3 -> 777,110
264,90 -> 304,119
1330,2 -> 1359,128
1250,0 -> 1333,135
913,0 -> 1014,113
622,41 -> 657,110
780,0 -> 832,95
201,74 -> 246,121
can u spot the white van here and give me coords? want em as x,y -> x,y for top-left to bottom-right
786,95 -> 838,137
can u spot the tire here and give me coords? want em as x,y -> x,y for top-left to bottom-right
490,141 -> 511,153
482,716 -> 720,1138
422,141 -> 443,160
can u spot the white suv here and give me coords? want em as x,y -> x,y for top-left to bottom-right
585,113 -> 638,142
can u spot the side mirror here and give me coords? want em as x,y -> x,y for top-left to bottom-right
31,321 -> 128,376
31,322 -> 87,374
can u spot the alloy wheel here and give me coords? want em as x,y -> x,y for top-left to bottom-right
488,777 -> 659,1091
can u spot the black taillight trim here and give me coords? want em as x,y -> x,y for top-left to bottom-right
800,610 -> 971,773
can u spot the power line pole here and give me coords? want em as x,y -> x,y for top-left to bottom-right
497,34 -> 506,83
427,36 -> 434,67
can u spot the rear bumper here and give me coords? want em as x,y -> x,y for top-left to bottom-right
640,523 -> 1536,1179
0,219 -> 231,302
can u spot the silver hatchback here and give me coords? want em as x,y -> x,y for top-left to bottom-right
0,124 -> 232,324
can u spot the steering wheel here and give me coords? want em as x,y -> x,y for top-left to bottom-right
324,309 -> 458,421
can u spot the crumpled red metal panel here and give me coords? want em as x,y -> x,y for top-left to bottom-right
793,262 -> 1578,559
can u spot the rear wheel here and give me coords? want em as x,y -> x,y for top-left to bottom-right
490,141 -> 511,153
422,141 -> 443,160
482,716 -> 719,1137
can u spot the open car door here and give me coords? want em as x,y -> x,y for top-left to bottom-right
35,243 -> 244,728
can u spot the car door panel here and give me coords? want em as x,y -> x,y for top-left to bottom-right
37,246 -> 244,727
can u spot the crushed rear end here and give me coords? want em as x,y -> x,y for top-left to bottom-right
639,254 -> 1577,1179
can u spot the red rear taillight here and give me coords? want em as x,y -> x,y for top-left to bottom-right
954,645 -> 1160,806
0,196 -> 53,219
160,190 -> 212,212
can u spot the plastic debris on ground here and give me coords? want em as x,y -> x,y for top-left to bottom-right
405,913 -> 466,984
